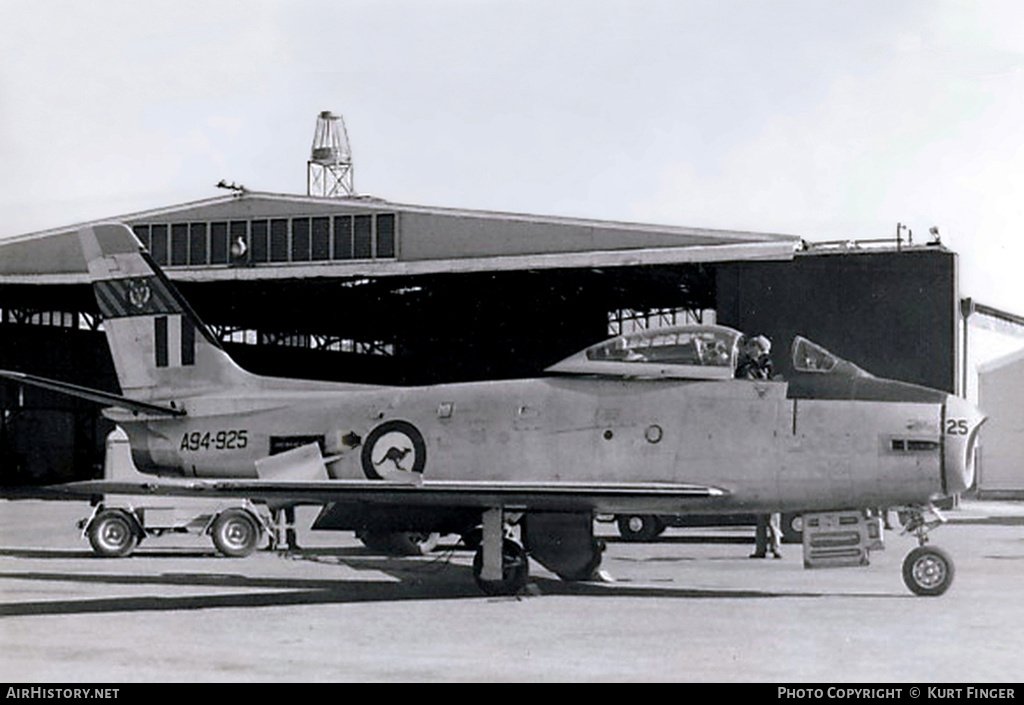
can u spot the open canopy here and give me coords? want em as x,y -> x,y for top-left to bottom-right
546,325 -> 870,381
545,324 -> 744,380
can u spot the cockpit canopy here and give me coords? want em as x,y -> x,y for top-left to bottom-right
790,335 -> 870,378
546,326 -> 871,381
545,324 -> 743,380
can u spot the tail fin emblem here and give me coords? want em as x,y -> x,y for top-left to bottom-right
127,279 -> 152,309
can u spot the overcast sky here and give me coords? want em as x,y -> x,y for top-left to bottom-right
3,0 -> 1024,318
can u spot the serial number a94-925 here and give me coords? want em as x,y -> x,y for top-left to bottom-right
179,430 -> 249,452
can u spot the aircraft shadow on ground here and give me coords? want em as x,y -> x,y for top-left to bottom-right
0,545 -> 898,616
0,545 -> 375,560
0,548 -> 219,559
603,535 -> 757,545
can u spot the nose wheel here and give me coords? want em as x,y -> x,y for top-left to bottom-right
898,505 -> 955,596
902,545 -> 954,596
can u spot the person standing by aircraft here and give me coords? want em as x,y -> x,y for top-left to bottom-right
272,506 -> 299,550
740,334 -> 779,559
736,335 -> 774,380
751,513 -> 782,559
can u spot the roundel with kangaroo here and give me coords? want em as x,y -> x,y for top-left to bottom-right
361,420 -> 427,480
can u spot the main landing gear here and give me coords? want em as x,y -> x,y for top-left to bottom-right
898,505 -> 954,597
470,509 -> 606,596
471,508 -> 528,595
472,538 -> 529,596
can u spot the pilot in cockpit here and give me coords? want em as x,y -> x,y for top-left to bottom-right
706,339 -> 731,367
736,334 -> 774,380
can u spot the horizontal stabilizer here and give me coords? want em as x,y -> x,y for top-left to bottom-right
0,369 -> 185,417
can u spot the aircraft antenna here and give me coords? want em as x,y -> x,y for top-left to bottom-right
307,110 -> 355,197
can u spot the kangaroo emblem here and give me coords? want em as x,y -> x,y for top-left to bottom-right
376,446 -> 413,472
361,421 -> 426,479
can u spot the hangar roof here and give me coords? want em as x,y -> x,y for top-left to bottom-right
0,191 -> 800,284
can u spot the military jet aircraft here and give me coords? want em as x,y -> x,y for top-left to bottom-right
0,223 -> 985,596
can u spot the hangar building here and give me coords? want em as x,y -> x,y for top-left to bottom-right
0,190 -> 959,485
977,337 -> 1024,498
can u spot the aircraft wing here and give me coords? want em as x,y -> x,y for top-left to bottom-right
22,478 -> 729,514
0,370 -> 185,417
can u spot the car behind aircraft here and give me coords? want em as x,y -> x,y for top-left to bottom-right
0,223 -> 985,596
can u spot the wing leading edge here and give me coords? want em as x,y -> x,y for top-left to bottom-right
32,478 -> 728,514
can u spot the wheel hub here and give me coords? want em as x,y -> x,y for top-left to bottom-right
224,521 -> 251,547
101,522 -> 127,546
912,554 -> 946,588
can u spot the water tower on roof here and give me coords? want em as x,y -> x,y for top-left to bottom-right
307,110 -> 354,197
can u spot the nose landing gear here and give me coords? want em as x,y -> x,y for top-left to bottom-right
898,505 -> 954,596
902,545 -> 955,597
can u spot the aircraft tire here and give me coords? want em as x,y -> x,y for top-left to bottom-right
902,545 -> 955,596
87,509 -> 140,558
554,538 -> 605,582
358,531 -> 440,556
616,514 -> 663,542
211,509 -> 261,558
472,539 -> 529,596
389,531 -> 440,556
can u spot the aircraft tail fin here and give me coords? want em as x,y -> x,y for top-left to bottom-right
79,223 -> 253,403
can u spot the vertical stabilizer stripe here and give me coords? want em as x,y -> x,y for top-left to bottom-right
182,316 -> 195,366
150,282 -> 179,312
138,251 -> 224,350
155,316 -> 168,368
93,283 -> 123,318
168,315 -> 182,367
93,276 -> 184,319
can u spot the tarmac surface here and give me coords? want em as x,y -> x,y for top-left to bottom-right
1,498 -> 1024,682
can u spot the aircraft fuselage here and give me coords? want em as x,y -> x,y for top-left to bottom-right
3,223 -> 984,596
113,373 -> 972,516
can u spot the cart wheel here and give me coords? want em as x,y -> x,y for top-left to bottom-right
211,509 -> 261,557
902,545 -> 954,596
88,510 -> 139,557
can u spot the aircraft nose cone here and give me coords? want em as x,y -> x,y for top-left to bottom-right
944,395 -> 986,495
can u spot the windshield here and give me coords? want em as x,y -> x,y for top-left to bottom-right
790,335 -> 870,378
792,337 -> 838,373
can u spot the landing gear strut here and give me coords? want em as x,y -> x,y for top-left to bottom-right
898,505 -> 954,597
472,538 -> 529,596
472,508 -> 528,596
